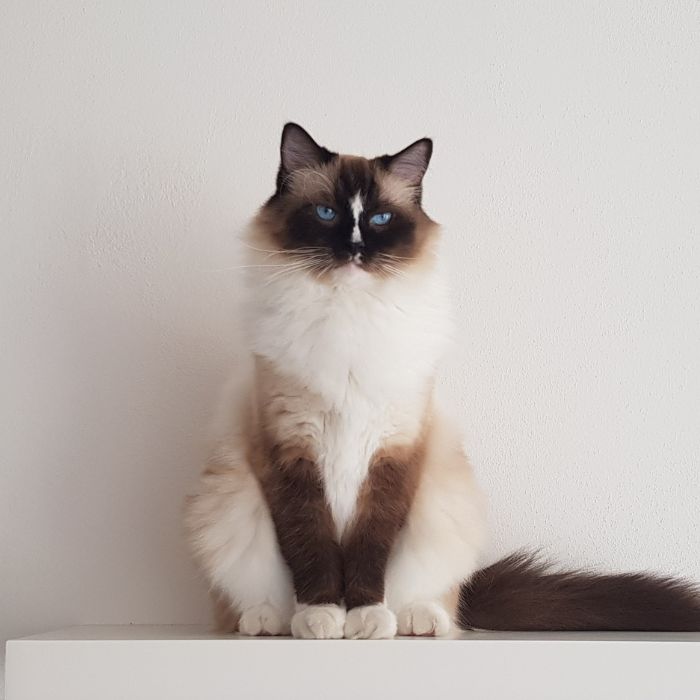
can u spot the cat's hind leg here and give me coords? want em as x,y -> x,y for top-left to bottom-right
186,447 -> 295,635
385,416 -> 486,636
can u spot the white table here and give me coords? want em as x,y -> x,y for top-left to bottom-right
5,625 -> 700,699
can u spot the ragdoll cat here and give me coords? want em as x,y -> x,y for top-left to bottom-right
185,123 -> 700,639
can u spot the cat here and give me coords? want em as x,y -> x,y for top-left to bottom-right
185,123 -> 700,638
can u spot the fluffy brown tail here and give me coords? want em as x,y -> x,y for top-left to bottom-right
458,551 -> 700,631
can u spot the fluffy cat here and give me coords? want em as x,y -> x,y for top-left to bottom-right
185,123 -> 700,638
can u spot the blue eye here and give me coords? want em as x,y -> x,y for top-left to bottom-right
315,205 -> 337,221
370,212 -> 392,225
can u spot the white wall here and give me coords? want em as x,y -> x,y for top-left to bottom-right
2,0 -> 699,658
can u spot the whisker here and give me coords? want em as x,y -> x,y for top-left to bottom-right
240,241 -> 328,254
376,252 -> 412,262
378,262 -> 407,280
238,245 -> 280,256
234,263 -> 318,269
262,259 -> 331,286
204,256 -> 329,273
313,261 -> 334,282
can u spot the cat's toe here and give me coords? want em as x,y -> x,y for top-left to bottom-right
397,601 -> 451,636
344,604 -> 397,639
238,603 -> 290,636
291,604 -> 345,639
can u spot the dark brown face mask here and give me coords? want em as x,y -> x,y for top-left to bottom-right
259,122 -> 437,280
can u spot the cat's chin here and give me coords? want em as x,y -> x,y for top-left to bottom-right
330,262 -> 373,287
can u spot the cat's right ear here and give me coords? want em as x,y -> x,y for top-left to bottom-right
384,138 -> 433,187
280,123 -> 334,174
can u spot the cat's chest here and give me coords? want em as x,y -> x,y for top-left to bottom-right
314,398 -> 385,536
255,286 -> 434,406
254,277 -> 447,534
314,385 -> 426,537
265,374 -> 424,537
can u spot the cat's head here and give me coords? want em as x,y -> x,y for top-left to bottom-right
251,123 -> 438,284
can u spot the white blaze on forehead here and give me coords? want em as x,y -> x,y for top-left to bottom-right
350,192 -> 364,243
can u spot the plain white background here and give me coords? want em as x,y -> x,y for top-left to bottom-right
2,0 -> 699,679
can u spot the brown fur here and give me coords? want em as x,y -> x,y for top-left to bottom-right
342,441 -> 426,610
255,148 -> 438,282
251,361 -> 429,609
248,351 -> 433,613
247,360 -> 341,605
459,551 -> 700,631
256,442 -> 343,606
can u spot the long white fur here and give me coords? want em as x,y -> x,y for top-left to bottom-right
248,246 -> 450,534
187,225 -> 486,639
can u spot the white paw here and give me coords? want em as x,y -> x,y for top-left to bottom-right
344,604 -> 397,640
238,603 -> 290,636
291,604 -> 345,639
397,601 -> 451,636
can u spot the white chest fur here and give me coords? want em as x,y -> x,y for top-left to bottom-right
315,393 -> 389,535
249,265 -> 450,535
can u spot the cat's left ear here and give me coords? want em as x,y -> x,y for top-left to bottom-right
385,138 -> 433,186
280,123 -> 334,173
276,123 -> 335,194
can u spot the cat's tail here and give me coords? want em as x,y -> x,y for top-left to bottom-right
458,551 -> 700,631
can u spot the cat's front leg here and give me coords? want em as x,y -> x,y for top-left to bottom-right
261,446 -> 346,639
342,448 -> 421,639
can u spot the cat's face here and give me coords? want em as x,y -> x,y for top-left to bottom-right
252,123 -> 438,283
